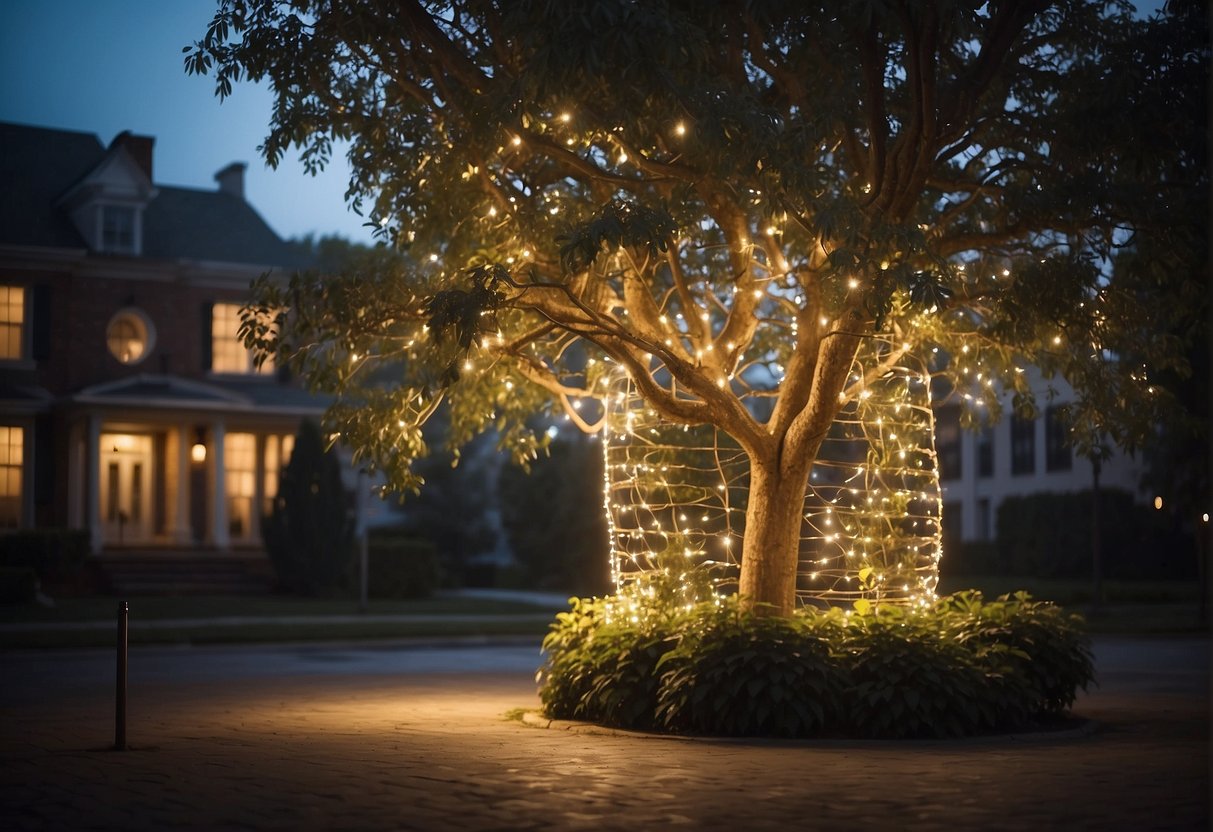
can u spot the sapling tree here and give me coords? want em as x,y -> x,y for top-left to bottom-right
190,0 -> 1207,616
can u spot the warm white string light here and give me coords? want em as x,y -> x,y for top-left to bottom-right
600,334 -> 943,613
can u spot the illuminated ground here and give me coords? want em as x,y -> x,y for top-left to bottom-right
0,636 -> 1206,830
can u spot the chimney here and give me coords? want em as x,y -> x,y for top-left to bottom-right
214,162 -> 247,200
111,131 -> 154,182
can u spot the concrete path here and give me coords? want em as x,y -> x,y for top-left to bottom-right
0,636 -> 1207,831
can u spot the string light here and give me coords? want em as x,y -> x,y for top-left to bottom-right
600,333 -> 943,614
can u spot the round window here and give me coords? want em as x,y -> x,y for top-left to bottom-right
106,309 -> 155,365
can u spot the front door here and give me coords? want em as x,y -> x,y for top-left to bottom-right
100,433 -> 153,545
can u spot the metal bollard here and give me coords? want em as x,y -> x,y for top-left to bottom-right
115,600 -> 128,751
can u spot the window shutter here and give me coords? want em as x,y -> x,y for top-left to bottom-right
30,284 -> 51,360
33,415 -> 53,507
200,302 -> 213,371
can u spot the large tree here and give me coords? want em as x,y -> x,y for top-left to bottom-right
190,0 -> 1207,616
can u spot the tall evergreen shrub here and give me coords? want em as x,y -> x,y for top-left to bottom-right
263,420 -> 353,595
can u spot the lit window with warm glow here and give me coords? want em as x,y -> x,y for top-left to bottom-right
0,426 -> 23,529
211,303 -> 273,375
225,432 -> 257,539
106,309 -> 154,365
0,285 -> 25,360
263,433 -> 295,513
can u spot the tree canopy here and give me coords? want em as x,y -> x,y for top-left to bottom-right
189,0 -> 1208,614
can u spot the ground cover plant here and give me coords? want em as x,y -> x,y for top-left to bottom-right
539,590 -> 1094,739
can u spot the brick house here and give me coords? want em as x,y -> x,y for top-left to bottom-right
0,121 -> 326,585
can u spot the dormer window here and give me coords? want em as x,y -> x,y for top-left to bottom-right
101,205 -> 137,254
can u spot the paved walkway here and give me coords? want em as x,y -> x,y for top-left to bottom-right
0,636 -> 1207,830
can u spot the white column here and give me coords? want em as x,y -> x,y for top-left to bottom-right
209,420 -> 229,550
172,424 -> 192,544
86,414 -> 102,554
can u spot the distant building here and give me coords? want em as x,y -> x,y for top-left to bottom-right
0,121 -> 326,584
935,366 -> 1145,545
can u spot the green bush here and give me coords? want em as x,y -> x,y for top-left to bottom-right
0,529 -> 89,581
0,566 -> 38,604
841,606 -> 998,738
940,590 -> 1096,716
655,604 -> 846,737
366,531 -> 438,599
996,490 -> 1189,579
538,591 -> 1095,739
263,420 -> 354,596
539,597 -> 676,730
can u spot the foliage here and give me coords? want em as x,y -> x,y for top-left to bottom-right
366,529 -> 438,599
538,591 -> 1094,738
538,597 -> 676,730
263,420 -> 354,596
394,429 -> 498,586
0,529 -> 89,582
995,490 -> 1191,579
0,567 -> 38,605
497,437 -> 611,596
189,1 -> 1208,613
939,590 -> 1096,716
654,602 -> 846,737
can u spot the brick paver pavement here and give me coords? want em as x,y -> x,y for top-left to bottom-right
0,637 -> 1207,830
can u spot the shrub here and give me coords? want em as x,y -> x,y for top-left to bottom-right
538,597 -> 676,730
537,591 -> 1095,739
840,606 -> 998,738
263,420 -> 354,596
996,490 -> 1189,579
366,531 -> 439,598
656,604 -> 847,737
940,591 -> 1096,717
0,529 -> 89,581
0,566 -> 38,604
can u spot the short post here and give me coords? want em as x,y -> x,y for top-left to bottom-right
115,600 -> 128,751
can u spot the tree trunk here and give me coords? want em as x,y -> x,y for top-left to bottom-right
737,456 -> 813,617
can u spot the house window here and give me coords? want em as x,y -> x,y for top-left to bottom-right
0,285 -> 25,360
0,426 -> 23,529
225,433 -> 257,540
1010,414 -> 1036,476
106,309 -> 154,365
1045,406 -> 1073,472
936,405 -> 962,480
101,205 -> 136,254
211,303 -> 273,375
263,433 -> 296,513
977,426 -> 994,478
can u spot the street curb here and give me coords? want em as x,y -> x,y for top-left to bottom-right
519,710 -> 1100,746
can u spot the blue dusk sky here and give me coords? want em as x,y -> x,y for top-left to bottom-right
0,0 -> 376,244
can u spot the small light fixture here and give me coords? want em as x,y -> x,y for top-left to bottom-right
1154,496 -> 1164,511
191,427 -> 207,463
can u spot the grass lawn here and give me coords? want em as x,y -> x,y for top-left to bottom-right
1,578 -> 1205,649
0,593 -> 563,624
0,593 -> 563,649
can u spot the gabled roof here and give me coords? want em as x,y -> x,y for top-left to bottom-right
0,122 -> 104,249
0,121 -> 310,270
143,186 -> 308,268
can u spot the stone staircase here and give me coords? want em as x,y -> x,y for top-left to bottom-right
97,550 -> 276,595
